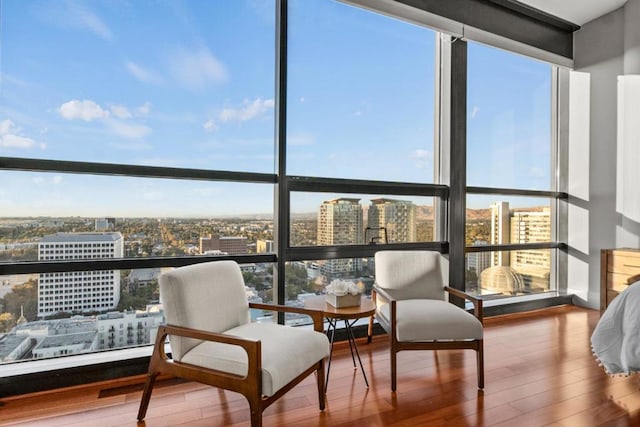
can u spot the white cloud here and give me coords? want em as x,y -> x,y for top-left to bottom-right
58,99 -> 152,139
412,149 -> 431,169
219,98 -> 274,123
0,119 -> 36,148
0,134 -> 35,148
126,62 -> 164,85
167,47 -> 228,90
59,99 -> 110,121
110,105 -> 132,119
136,102 -> 152,116
203,98 -> 274,132
0,120 -> 12,134
65,0 -> 112,40
107,120 -> 152,139
299,97 -> 305,103
31,175 -> 62,185
471,106 -> 480,119
203,119 -> 217,132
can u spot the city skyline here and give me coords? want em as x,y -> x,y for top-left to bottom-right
1,0 -> 552,217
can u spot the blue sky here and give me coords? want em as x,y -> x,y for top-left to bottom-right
0,0 -> 552,217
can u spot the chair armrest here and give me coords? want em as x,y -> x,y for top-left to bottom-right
371,285 -> 397,336
249,302 -> 325,332
372,284 -> 396,304
444,286 -> 483,323
154,324 -> 261,380
159,324 -> 259,356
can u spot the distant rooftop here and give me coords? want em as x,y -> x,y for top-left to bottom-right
0,334 -> 31,360
35,332 -> 97,350
39,232 -> 123,243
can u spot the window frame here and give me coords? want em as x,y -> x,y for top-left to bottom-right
0,0 -> 569,392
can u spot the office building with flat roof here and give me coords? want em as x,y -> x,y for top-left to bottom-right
37,233 -> 124,318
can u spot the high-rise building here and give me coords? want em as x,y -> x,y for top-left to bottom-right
367,198 -> 416,243
317,198 -> 363,275
510,208 -> 552,289
486,202 -> 552,291
490,201 -> 511,266
37,232 -> 124,318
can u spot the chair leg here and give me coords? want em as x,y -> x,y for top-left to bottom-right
477,340 -> 484,390
390,347 -> 397,392
137,371 -> 159,421
317,359 -> 326,410
248,397 -> 262,427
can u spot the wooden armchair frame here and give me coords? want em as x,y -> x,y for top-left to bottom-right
371,285 -> 484,391
137,303 -> 327,427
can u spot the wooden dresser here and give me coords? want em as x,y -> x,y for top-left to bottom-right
601,248 -> 640,310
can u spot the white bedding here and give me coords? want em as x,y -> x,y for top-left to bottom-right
591,281 -> 640,375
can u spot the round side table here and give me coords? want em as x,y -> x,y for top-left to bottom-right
304,295 -> 375,391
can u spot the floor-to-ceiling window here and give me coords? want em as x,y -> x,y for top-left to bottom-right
0,0 -> 277,364
284,0 -> 443,306
0,0 -> 565,379
465,42 -> 562,299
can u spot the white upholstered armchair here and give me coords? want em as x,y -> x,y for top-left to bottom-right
137,260 -> 330,427
371,250 -> 484,391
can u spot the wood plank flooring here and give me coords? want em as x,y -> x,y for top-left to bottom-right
2,305 -> 640,426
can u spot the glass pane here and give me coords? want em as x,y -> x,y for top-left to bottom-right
290,192 -> 436,246
466,195 -> 552,246
287,0 -> 436,182
1,1 -> 275,172
465,249 -> 553,296
467,42 -> 552,190
284,259 -> 373,325
0,171 -> 274,263
0,262 -> 274,364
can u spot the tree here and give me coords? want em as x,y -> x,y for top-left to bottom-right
0,312 -> 16,333
0,279 -> 37,322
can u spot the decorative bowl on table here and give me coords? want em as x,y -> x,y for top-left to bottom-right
325,279 -> 362,308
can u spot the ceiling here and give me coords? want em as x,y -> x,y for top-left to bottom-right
518,0 -> 628,26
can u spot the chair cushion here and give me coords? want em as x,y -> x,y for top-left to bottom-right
378,299 -> 483,341
374,251 -> 448,300
160,261 -> 251,360
180,322 -> 330,396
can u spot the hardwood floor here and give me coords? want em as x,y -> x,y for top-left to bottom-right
2,305 -> 640,426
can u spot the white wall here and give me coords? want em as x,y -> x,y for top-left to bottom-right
571,1 -> 640,308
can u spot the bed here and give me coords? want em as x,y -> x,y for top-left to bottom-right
591,276 -> 640,375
